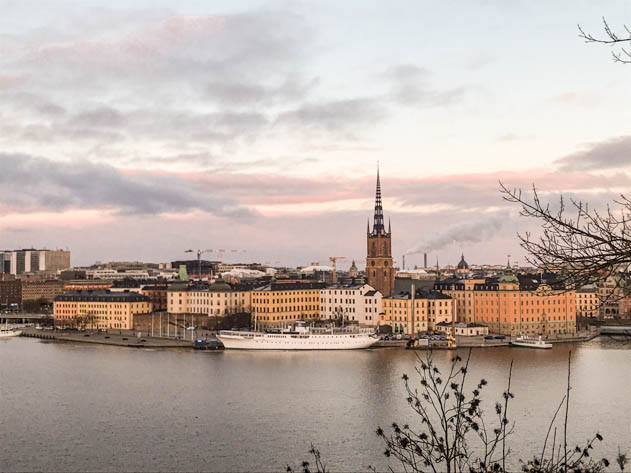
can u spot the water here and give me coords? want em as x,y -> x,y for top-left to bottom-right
1,337 -> 630,472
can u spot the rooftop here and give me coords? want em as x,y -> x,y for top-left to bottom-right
55,290 -> 150,303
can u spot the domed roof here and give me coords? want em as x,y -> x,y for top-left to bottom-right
457,253 -> 469,270
350,260 -> 358,270
209,280 -> 232,292
499,262 -> 519,285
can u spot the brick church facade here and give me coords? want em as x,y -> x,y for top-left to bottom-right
366,168 -> 395,297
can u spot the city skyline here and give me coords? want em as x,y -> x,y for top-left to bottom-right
1,0 -> 630,267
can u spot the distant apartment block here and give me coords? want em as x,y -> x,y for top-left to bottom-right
1,249 -> 70,275
0,276 -> 22,310
22,279 -> 65,302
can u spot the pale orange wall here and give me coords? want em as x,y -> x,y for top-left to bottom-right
443,283 -> 576,335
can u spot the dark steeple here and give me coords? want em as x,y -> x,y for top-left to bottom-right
371,165 -> 387,236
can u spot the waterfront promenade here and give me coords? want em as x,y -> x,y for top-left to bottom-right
20,328 -> 193,348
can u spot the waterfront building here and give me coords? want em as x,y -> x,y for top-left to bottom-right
380,288 -> 454,334
366,168 -> 395,297
6,249 -> 70,275
166,281 -> 252,316
576,285 -> 599,318
435,265 -> 577,335
21,279 -> 65,303
252,282 -> 325,327
0,276 -> 22,310
319,283 -> 382,327
54,290 -> 152,330
436,321 -> 489,337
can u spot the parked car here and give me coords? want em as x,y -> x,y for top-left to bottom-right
484,335 -> 494,340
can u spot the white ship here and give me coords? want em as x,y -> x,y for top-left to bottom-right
0,321 -> 22,338
218,321 -> 378,350
510,334 -> 552,349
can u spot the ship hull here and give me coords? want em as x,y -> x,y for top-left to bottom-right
217,331 -> 377,350
510,340 -> 552,349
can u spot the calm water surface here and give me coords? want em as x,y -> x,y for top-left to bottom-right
1,337 -> 630,472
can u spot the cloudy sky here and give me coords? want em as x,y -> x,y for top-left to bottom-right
1,0 -> 630,268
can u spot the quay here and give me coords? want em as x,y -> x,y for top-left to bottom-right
20,328 -> 194,348
401,331 -> 600,350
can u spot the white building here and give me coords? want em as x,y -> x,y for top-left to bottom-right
85,269 -> 151,280
167,281 -> 252,316
320,283 -> 382,327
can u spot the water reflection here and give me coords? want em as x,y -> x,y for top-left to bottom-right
0,338 -> 629,472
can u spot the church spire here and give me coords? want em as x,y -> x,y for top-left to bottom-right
372,164 -> 385,235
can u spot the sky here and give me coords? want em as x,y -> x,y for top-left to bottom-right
1,0 -> 630,268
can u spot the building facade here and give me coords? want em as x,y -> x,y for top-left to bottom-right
54,290 -> 152,330
166,281 -> 252,316
22,279 -> 65,302
0,276 -> 22,310
380,290 -> 455,334
366,168 -> 395,297
6,249 -> 70,275
436,267 -> 577,335
319,283 -> 382,327
252,282 -> 325,327
141,284 -> 169,312
576,285 -> 599,318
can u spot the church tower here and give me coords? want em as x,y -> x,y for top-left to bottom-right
366,167 -> 395,296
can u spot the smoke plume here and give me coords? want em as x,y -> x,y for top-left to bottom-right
405,212 -> 508,255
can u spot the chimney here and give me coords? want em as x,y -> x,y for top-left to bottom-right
402,255 -> 406,270
424,253 -> 428,269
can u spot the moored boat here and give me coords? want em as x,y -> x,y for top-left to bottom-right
510,334 -> 552,349
0,328 -> 22,338
218,321 -> 377,350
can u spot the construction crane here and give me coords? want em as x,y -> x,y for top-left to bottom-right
184,249 -> 214,280
329,256 -> 347,284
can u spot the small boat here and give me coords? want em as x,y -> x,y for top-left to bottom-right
0,321 -> 22,338
510,334 -> 552,349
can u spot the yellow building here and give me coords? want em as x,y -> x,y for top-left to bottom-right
252,282 -> 325,327
54,290 -> 152,330
576,285 -> 599,318
436,268 -> 576,336
167,281 -> 252,316
380,290 -> 455,335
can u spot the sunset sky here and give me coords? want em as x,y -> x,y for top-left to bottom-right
1,0 -> 630,268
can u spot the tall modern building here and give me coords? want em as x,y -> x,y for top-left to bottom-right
5,249 -> 70,275
366,167 -> 395,297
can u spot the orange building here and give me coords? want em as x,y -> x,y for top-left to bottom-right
436,267 -> 576,336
